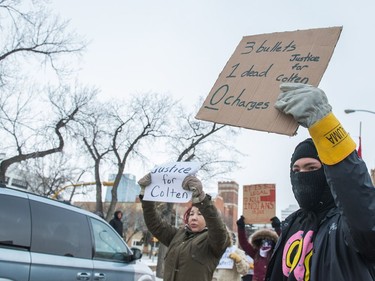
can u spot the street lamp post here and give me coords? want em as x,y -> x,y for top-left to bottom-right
344,109 -> 375,115
344,108 -> 375,184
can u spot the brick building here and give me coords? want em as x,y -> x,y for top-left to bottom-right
217,181 -> 239,231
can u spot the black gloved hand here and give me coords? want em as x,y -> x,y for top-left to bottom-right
270,216 -> 281,229
236,216 -> 245,230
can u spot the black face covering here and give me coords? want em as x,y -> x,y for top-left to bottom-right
291,167 -> 333,211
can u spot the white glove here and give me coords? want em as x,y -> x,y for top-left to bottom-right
182,175 -> 206,204
137,173 -> 151,196
274,83 -> 332,128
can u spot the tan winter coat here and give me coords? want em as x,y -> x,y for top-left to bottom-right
212,247 -> 249,281
142,195 -> 230,281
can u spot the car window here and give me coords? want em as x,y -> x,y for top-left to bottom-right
30,201 -> 92,259
90,218 -> 131,261
0,194 -> 31,248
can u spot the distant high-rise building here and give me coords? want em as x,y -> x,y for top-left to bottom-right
281,204 -> 299,220
105,173 -> 140,202
217,181 -> 239,231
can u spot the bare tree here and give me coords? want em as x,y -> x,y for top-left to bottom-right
20,152 -> 87,200
0,0 -> 86,87
105,93 -> 177,221
79,102 -> 114,216
72,92 -> 177,220
169,102 -> 241,181
0,0 -> 90,183
0,84 -> 95,183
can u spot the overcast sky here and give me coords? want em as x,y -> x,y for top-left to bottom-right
51,0 -> 375,217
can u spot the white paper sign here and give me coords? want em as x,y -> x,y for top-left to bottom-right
142,162 -> 201,203
216,246 -> 237,269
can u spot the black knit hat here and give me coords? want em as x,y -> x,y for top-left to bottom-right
290,138 -> 320,168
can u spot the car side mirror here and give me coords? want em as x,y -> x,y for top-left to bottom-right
130,247 -> 142,260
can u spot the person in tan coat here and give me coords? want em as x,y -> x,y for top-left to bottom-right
212,231 -> 250,281
138,174 -> 230,281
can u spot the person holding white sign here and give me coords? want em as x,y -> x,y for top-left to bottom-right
212,231 -> 250,281
138,173 -> 230,281
265,83 -> 375,281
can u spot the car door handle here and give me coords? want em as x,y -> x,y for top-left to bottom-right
76,272 -> 91,280
94,272 -> 106,280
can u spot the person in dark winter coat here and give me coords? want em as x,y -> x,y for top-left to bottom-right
109,210 -> 124,238
138,174 -> 230,281
237,216 -> 278,281
265,83 -> 375,280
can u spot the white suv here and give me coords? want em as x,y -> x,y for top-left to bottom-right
0,185 -> 155,281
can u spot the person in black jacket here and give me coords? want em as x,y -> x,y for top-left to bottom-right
270,217 -> 281,236
109,210 -> 124,238
265,83 -> 375,281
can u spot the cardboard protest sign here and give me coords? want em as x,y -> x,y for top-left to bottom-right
196,26 -> 342,136
142,162 -> 201,203
243,184 -> 276,224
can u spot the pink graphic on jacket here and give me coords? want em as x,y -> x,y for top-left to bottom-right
282,230 -> 314,281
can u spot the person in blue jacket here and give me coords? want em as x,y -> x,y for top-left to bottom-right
265,83 -> 375,281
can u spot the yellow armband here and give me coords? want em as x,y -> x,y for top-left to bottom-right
308,112 -> 356,165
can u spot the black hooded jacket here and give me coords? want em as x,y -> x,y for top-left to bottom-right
109,211 -> 123,237
266,151 -> 375,281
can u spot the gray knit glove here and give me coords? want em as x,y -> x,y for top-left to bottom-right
182,175 -> 206,204
137,173 -> 151,196
274,83 -> 332,128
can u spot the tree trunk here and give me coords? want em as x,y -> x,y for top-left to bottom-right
94,160 -> 103,215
